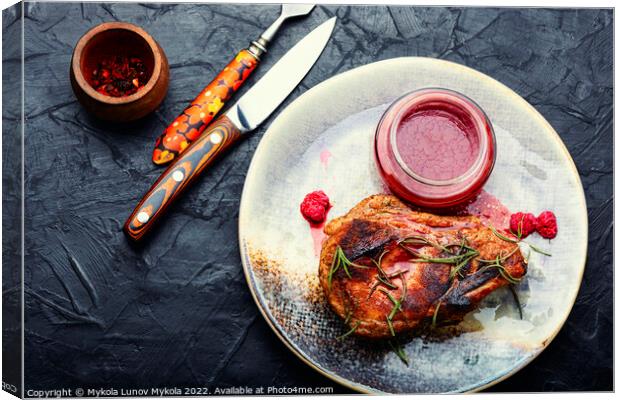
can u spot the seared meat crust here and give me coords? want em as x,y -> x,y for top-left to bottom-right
319,194 -> 527,339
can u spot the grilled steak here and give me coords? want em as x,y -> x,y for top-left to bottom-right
319,194 -> 526,339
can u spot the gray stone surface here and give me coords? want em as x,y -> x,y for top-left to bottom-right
2,3 -> 23,396
2,2 -> 612,393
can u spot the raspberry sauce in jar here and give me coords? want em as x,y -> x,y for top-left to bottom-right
374,88 -> 496,208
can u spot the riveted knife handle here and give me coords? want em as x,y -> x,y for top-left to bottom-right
152,49 -> 258,165
125,115 -> 242,241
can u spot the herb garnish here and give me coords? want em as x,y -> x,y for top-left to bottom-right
478,255 -> 522,284
431,302 -> 441,329
388,340 -> 410,366
368,249 -> 398,299
337,321 -> 361,340
387,269 -> 409,278
376,275 -> 397,289
378,288 -> 401,309
508,284 -> 523,320
343,309 -> 352,325
528,244 -> 552,257
328,246 -> 369,289
399,235 -> 451,253
381,273 -> 408,337
386,317 -> 395,336
371,249 -> 390,278
491,226 -> 552,257
477,246 -> 519,264
401,237 -> 479,283
491,225 -> 519,243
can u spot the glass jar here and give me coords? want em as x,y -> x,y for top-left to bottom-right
374,88 -> 496,209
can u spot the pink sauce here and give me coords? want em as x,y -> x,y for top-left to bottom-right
319,149 -> 332,170
309,222 -> 327,257
459,190 -> 511,229
395,109 -> 479,181
408,190 -> 511,229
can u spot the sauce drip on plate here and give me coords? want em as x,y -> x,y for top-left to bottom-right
460,190 -> 510,228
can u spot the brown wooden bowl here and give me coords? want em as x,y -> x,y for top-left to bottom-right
70,22 -> 169,122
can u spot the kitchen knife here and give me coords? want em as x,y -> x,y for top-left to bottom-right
124,17 -> 337,241
151,4 -> 316,165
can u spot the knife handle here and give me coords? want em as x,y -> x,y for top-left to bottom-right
152,49 -> 258,165
126,115 -> 242,241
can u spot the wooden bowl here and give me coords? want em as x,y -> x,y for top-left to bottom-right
70,22 -> 169,122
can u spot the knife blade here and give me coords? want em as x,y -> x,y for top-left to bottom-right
124,17 -> 337,241
151,4 -> 316,165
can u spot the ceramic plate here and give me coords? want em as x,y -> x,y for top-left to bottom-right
238,57 -> 587,393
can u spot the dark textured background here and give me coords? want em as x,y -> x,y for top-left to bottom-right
2,2 -> 23,396
2,2 -> 612,394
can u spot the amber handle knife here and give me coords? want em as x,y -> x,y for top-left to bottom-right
125,17 -> 336,241
126,115 -> 242,240
151,4 -> 316,166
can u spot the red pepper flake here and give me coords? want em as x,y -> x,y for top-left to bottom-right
509,212 -> 537,238
536,211 -> 558,239
90,56 -> 148,97
300,190 -> 331,224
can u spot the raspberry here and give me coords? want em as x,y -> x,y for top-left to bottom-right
300,191 -> 331,223
305,190 -> 330,208
509,212 -> 537,238
536,211 -> 558,239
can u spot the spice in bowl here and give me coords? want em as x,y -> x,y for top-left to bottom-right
70,22 -> 170,122
90,55 -> 148,97
374,88 -> 496,209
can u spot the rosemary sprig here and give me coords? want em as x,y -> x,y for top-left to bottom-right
343,309 -> 352,325
368,249 -> 395,299
372,249 -> 390,278
491,225 -> 552,257
367,281 -> 380,299
528,244 -> 552,256
387,269 -> 409,279
490,226 -> 519,243
431,302 -> 441,329
386,316 -> 395,336
400,235 -> 479,267
449,256 -> 472,280
379,288 -> 404,323
368,248 -> 413,300
388,303 -> 401,322
408,249 -> 480,264
508,284 -> 523,320
399,235 -> 450,253
448,241 -> 479,280
399,272 -> 407,302
402,235 -> 479,284
380,273 -> 409,331
497,268 -> 521,285
388,340 -> 409,366
515,215 -> 524,240
337,321 -> 361,340
376,274 -> 397,289
378,287 -> 401,308
478,256 -> 522,284
328,246 -> 369,289
457,236 -> 467,256
477,246 -> 519,263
